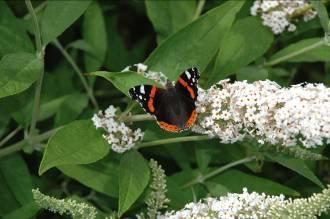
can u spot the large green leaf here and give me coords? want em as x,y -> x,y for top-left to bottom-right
83,1 -> 107,72
0,154 -> 34,216
209,17 -> 273,84
41,0 -> 92,45
211,169 -> 300,196
145,1 -> 245,81
91,71 -> 159,96
58,156 -> 119,198
3,202 -> 39,219
267,38 -> 330,64
39,120 -> 109,175
0,53 -> 42,99
0,1 -> 33,56
267,154 -> 324,188
118,151 -> 150,217
0,154 -> 34,204
145,0 -> 196,43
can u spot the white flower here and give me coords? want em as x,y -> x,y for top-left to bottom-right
158,188 -> 286,219
159,186 -> 330,219
193,80 -> 330,148
92,105 -> 144,153
251,0 -> 317,34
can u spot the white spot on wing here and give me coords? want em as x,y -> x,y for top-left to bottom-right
185,71 -> 191,79
140,85 -> 145,94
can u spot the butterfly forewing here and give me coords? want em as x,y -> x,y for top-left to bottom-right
129,85 -> 158,114
175,67 -> 200,100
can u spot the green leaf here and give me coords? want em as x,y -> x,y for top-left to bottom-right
39,120 -> 109,175
0,154 -> 34,216
3,202 -> 39,219
165,145 -> 191,170
267,154 -> 324,188
0,154 -> 34,204
145,0 -> 196,43
54,93 -> 88,127
118,151 -> 150,217
195,143 -> 212,171
204,182 -> 230,197
167,177 -> 194,208
0,1 -> 33,56
310,0 -> 329,33
91,71 -> 159,96
237,66 -> 269,82
211,169 -> 300,196
209,17 -> 273,84
83,1 -> 107,72
41,0 -> 92,45
58,156 -> 119,198
267,38 -> 330,64
145,1 -> 245,81
0,53 -> 42,99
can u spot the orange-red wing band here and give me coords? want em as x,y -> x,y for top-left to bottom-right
178,77 -> 196,99
157,121 -> 180,132
147,86 -> 157,113
185,109 -> 197,128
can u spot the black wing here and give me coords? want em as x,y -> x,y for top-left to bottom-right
175,67 -> 200,100
129,85 -> 160,114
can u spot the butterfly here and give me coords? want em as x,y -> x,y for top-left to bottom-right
129,67 -> 200,132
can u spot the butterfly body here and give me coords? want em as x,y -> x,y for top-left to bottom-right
129,68 -> 200,132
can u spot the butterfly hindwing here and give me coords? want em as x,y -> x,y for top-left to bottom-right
129,85 -> 159,114
175,67 -> 200,100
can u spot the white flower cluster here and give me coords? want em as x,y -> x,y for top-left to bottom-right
159,186 -> 330,219
159,188 -> 286,219
92,105 -> 144,153
250,0 -> 317,34
193,80 -> 330,148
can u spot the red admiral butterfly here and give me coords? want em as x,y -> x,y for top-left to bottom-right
129,67 -> 200,132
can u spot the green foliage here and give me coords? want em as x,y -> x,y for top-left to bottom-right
91,71 -> 158,96
145,0 -> 196,43
145,1 -> 245,81
0,0 -> 330,218
210,17 -> 273,83
83,1 -> 107,72
0,1 -> 33,55
39,120 -> 109,175
0,53 -> 42,99
267,154 -> 324,188
41,0 -> 92,45
59,156 -> 119,198
118,151 -> 150,217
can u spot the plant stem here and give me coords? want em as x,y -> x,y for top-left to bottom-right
23,1 -> 47,20
52,39 -> 99,109
0,128 -> 59,158
120,114 -> 154,123
0,126 -> 22,148
25,0 -> 42,56
264,39 -> 325,67
193,0 -> 206,20
136,135 -> 211,149
25,0 -> 45,135
182,156 -> 257,188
